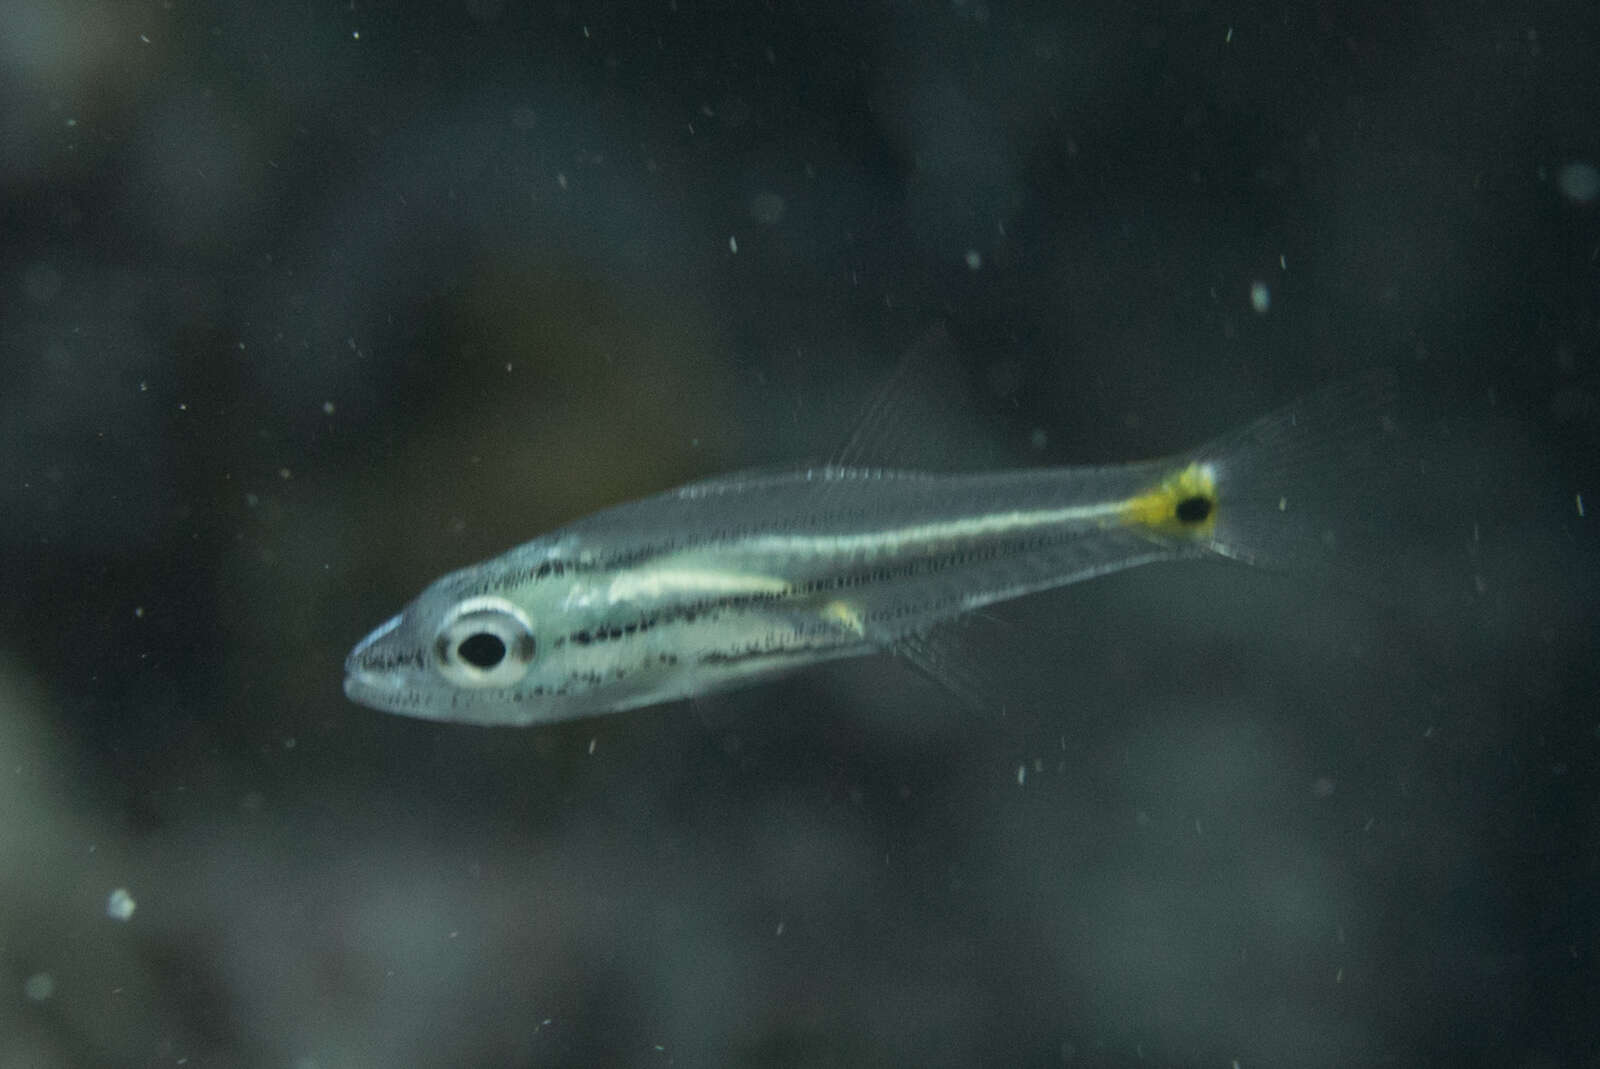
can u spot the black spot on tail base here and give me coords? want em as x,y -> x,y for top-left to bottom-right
1175,494 -> 1213,525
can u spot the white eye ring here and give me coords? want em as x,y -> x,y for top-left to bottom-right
433,596 -> 537,688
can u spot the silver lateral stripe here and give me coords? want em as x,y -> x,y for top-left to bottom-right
736,500 -> 1126,558
606,568 -> 790,604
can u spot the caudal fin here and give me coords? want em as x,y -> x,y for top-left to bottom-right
1194,370 -> 1403,571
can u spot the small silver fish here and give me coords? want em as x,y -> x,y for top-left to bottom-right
345,373 -> 1394,726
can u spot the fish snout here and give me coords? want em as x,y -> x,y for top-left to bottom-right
342,614 -> 422,712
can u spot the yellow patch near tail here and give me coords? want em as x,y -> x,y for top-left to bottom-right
1119,462 -> 1219,537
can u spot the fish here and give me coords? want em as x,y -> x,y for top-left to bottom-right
344,369 -> 1396,726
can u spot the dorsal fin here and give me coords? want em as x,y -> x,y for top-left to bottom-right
830,322 -> 1012,473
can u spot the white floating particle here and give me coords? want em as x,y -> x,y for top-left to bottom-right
587,737 -> 597,755
728,235 -> 738,253
1556,162 -> 1599,205
23,973 -> 55,1001
1577,493 -> 1586,518
106,888 -> 136,921
1279,253 -> 1287,270
133,606 -> 145,619
750,192 -> 785,224
775,920 -> 785,936
1249,280 -> 1271,314
139,34 -> 151,44
964,249 -> 982,270
1016,764 -> 1026,786
556,172 -> 568,190
351,30 -> 360,40
1225,25 -> 1233,43
1278,496 -> 1288,511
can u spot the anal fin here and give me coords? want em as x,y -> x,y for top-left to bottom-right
888,621 -> 1003,716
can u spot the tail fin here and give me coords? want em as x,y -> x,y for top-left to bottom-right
1194,370 -> 1403,571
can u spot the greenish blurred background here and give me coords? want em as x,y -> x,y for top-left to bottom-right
2,1 -> 1597,1066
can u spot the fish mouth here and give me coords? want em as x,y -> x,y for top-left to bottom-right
343,614 -> 410,709
347,613 -> 403,665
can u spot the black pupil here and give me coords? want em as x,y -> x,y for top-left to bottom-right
457,632 -> 507,669
1175,495 -> 1213,524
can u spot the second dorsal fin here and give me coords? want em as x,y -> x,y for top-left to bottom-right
830,322 -> 1012,473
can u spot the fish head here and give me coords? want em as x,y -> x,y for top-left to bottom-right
343,555 -> 604,726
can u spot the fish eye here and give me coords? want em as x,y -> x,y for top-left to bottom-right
457,631 -> 507,669
433,597 -> 537,687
